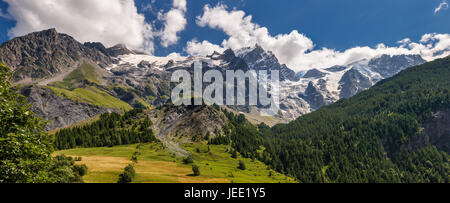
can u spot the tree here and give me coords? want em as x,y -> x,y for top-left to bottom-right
192,165 -> 200,176
0,63 -> 53,183
238,160 -> 246,170
118,164 -> 135,183
231,150 -> 238,159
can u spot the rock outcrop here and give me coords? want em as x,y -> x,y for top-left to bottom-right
19,85 -> 119,131
0,28 -> 112,83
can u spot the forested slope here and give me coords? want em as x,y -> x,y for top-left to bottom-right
223,56 -> 450,183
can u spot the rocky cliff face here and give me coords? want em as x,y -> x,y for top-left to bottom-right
19,85 -> 119,131
236,44 -> 299,82
1,29 -> 430,129
421,109 -> 450,153
368,54 -> 425,78
277,54 -> 426,120
0,28 -> 111,83
339,69 -> 373,99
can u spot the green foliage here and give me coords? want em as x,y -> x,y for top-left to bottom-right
0,63 -> 53,183
238,160 -> 246,170
223,57 -> 450,183
48,155 -> 88,183
118,164 -> 135,183
54,109 -> 158,150
0,64 -> 89,183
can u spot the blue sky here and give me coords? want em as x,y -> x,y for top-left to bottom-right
0,0 -> 449,71
138,0 -> 449,56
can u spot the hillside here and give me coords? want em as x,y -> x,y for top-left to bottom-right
54,143 -> 295,183
52,107 -> 294,183
227,56 -> 450,183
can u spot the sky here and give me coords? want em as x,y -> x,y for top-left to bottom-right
0,0 -> 449,72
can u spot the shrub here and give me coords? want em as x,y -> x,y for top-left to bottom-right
192,165 -> 200,176
118,164 -> 135,183
231,150 -> 237,159
238,160 -> 246,170
73,164 -> 88,176
183,155 -> 194,164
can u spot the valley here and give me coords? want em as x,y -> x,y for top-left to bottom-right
54,143 -> 295,183
0,28 -> 448,183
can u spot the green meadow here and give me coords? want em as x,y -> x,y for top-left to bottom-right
55,143 -> 296,183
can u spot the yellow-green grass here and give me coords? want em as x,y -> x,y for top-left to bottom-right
183,143 -> 296,183
54,143 -> 296,183
52,63 -> 101,89
46,85 -> 132,111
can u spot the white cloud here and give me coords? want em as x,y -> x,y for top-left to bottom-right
434,0 -> 448,14
187,4 -> 450,71
159,0 -> 187,47
3,0 -> 155,53
185,40 -> 225,56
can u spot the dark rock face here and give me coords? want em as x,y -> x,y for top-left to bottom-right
83,42 -> 108,55
420,109 -> 450,153
19,85 -> 120,131
137,60 -> 152,69
303,69 -> 327,79
339,69 -> 372,99
0,28 -> 112,83
299,82 -> 325,109
237,45 -> 299,81
325,65 -> 347,72
104,44 -> 135,57
369,54 -> 425,78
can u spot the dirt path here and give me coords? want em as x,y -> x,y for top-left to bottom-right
37,62 -> 82,86
152,112 -> 188,157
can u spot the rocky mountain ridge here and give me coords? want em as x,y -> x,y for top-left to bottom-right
0,29 -> 429,129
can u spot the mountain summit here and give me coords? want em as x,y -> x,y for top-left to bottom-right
0,28 -> 112,83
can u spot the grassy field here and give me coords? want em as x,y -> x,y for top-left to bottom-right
52,63 -> 101,89
44,63 -> 133,112
54,143 -> 296,183
46,86 -> 132,111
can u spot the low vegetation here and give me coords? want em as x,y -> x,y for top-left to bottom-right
54,143 -> 295,183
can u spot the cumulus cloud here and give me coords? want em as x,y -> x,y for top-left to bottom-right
185,39 -> 225,56
434,0 -> 448,14
186,4 -> 450,71
159,0 -> 187,47
3,0 -> 155,53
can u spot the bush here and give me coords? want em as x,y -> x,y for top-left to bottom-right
192,165 -> 200,176
238,160 -> 246,170
73,164 -> 88,176
183,155 -> 194,164
118,164 -> 135,183
231,150 -> 238,159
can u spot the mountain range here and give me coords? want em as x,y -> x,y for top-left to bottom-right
1,28 -> 449,183
0,29 -> 427,130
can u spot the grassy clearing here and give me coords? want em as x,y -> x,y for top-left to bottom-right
46,86 -> 132,111
183,143 -> 295,183
54,143 -> 296,183
45,63 -> 132,111
52,63 -> 100,89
